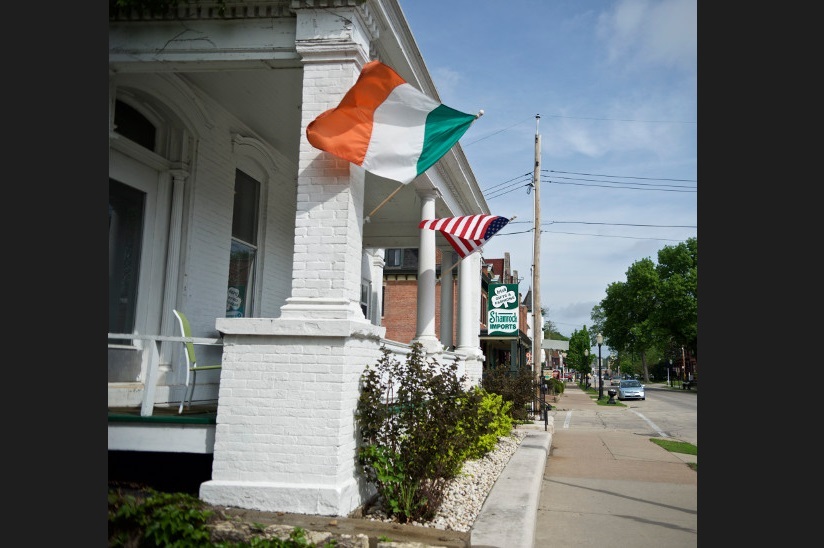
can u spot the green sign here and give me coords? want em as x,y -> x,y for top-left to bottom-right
487,283 -> 519,336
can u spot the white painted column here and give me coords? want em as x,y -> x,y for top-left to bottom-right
439,250 -> 456,350
368,249 -> 385,326
201,5 -> 385,518
455,251 -> 484,386
160,169 -> 186,366
278,7 -> 378,323
413,189 -> 442,353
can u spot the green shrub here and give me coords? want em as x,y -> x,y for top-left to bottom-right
480,365 -> 534,421
356,342 -> 493,523
108,486 -> 336,546
108,487 -> 216,547
454,388 -> 514,460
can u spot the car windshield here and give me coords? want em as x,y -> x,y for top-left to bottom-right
620,380 -> 641,387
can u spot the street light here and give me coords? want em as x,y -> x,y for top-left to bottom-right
596,333 -> 604,400
584,349 -> 589,389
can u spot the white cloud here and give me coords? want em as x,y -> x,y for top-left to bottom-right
429,67 -> 462,99
597,0 -> 697,73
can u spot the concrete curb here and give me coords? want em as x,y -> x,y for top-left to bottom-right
470,419 -> 553,548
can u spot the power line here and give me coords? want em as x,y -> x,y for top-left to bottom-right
539,113 -> 695,124
483,172 -> 532,192
463,117 -> 535,147
485,182 -> 533,200
541,230 -> 689,242
491,228 -> 691,243
542,179 -> 695,193
464,112 -> 696,149
546,169 -> 696,183
483,168 -> 697,199
543,174 -> 694,190
507,220 -> 695,228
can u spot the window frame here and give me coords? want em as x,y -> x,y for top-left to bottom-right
226,169 -> 261,318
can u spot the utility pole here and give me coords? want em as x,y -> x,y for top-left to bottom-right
532,114 -> 542,410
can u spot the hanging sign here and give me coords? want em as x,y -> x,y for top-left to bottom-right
487,283 -> 519,336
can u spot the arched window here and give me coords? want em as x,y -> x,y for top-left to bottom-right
114,99 -> 156,151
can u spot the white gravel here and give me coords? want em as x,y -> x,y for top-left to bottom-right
363,428 -> 528,532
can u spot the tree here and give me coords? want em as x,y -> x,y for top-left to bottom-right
595,238 -> 697,382
567,326 -> 592,387
543,327 -> 567,341
590,304 -> 605,337
599,258 -> 658,382
653,238 -> 697,360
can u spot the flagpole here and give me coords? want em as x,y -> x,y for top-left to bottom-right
364,110 -> 484,223
437,215 -> 516,281
364,185 -> 404,223
438,251 -> 464,279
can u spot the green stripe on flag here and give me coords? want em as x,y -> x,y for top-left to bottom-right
417,105 -> 476,177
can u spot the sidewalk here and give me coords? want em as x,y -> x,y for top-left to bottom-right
531,384 -> 697,548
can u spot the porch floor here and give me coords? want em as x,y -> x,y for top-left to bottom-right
108,404 -> 218,424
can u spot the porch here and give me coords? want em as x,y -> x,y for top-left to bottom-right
108,403 -> 218,454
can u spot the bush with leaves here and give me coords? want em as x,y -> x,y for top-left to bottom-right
480,365 -> 535,421
108,486 -> 332,547
453,387 -> 514,461
356,342 -> 488,523
108,487 -> 216,547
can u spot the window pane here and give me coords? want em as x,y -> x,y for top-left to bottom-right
402,248 -> 418,269
109,179 -> 145,337
385,248 -> 420,270
385,248 -> 401,268
232,170 -> 259,245
227,170 -> 260,317
360,281 -> 371,318
226,240 -> 255,318
114,100 -> 156,151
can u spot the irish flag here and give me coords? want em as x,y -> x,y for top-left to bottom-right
306,60 -> 480,185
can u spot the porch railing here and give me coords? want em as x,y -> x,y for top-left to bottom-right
107,332 -> 222,417
108,333 -> 463,418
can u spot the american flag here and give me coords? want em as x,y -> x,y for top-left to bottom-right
418,215 -> 510,259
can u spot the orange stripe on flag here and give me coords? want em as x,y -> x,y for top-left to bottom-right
306,61 -> 407,166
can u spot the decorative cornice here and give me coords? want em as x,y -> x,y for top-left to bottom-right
110,1 -> 367,21
110,1 -> 288,21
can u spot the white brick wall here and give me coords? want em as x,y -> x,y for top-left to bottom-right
201,324 -> 384,514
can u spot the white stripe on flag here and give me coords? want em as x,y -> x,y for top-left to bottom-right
363,84 -> 440,184
444,233 -> 474,258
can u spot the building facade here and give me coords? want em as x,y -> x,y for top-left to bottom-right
109,0 -> 495,517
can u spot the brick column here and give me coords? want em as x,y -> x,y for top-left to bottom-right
201,5 -> 385,517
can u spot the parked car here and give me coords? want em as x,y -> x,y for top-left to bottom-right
610,377 -> 621,386
617,379 -> 645,400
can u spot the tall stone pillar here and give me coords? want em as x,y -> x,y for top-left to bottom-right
455,251 -> 484,386
412,189 -> 442,354
201,5 -> 385,517
439,250 -> 457,350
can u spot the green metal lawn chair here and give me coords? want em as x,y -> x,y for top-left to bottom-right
172,309 -> 222,414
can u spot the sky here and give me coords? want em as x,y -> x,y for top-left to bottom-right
399,0 -> 697,346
